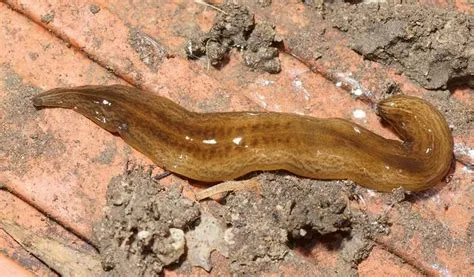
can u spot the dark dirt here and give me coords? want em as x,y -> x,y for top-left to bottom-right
211,173 -> 365,275
128,28 -> 168,72
242,22 -> 281,73
92,166 -> 200,276
185,3 -> 281,73
0,65 -> 66,175
89,4 -> 101,15
214,174 -> 387,275
328,3 -> 473,90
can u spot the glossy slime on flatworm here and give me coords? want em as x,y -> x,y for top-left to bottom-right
32,85 -> 453,192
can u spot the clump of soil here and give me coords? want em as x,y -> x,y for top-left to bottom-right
208,173 -> 384,274
89,4 -> 100,14
329,3 -> 473,90
256,174 -> 351,238
92,166 -> 200,275
94,169 -> 390,275
185,3 -> 281,73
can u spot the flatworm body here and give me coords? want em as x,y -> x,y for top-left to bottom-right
32,85 -> 453,192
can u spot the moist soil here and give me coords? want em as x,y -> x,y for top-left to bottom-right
93,168 -> 392,276
207,173 -> 389,276
328,3 -> 473,90
92,166 -> 201,276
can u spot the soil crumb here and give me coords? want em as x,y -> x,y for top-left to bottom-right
92,166 -> 200,276
40,12 -> 55,24
329,3 -> 473,89
89,4 -> 101,14
129,28 -> 168,71
185,2 -> 281,73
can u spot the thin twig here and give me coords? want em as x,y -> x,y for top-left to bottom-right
195,179 -> 261,201
194,0 -> 228,15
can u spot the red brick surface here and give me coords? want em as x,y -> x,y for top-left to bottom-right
0,1 -> 472,275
